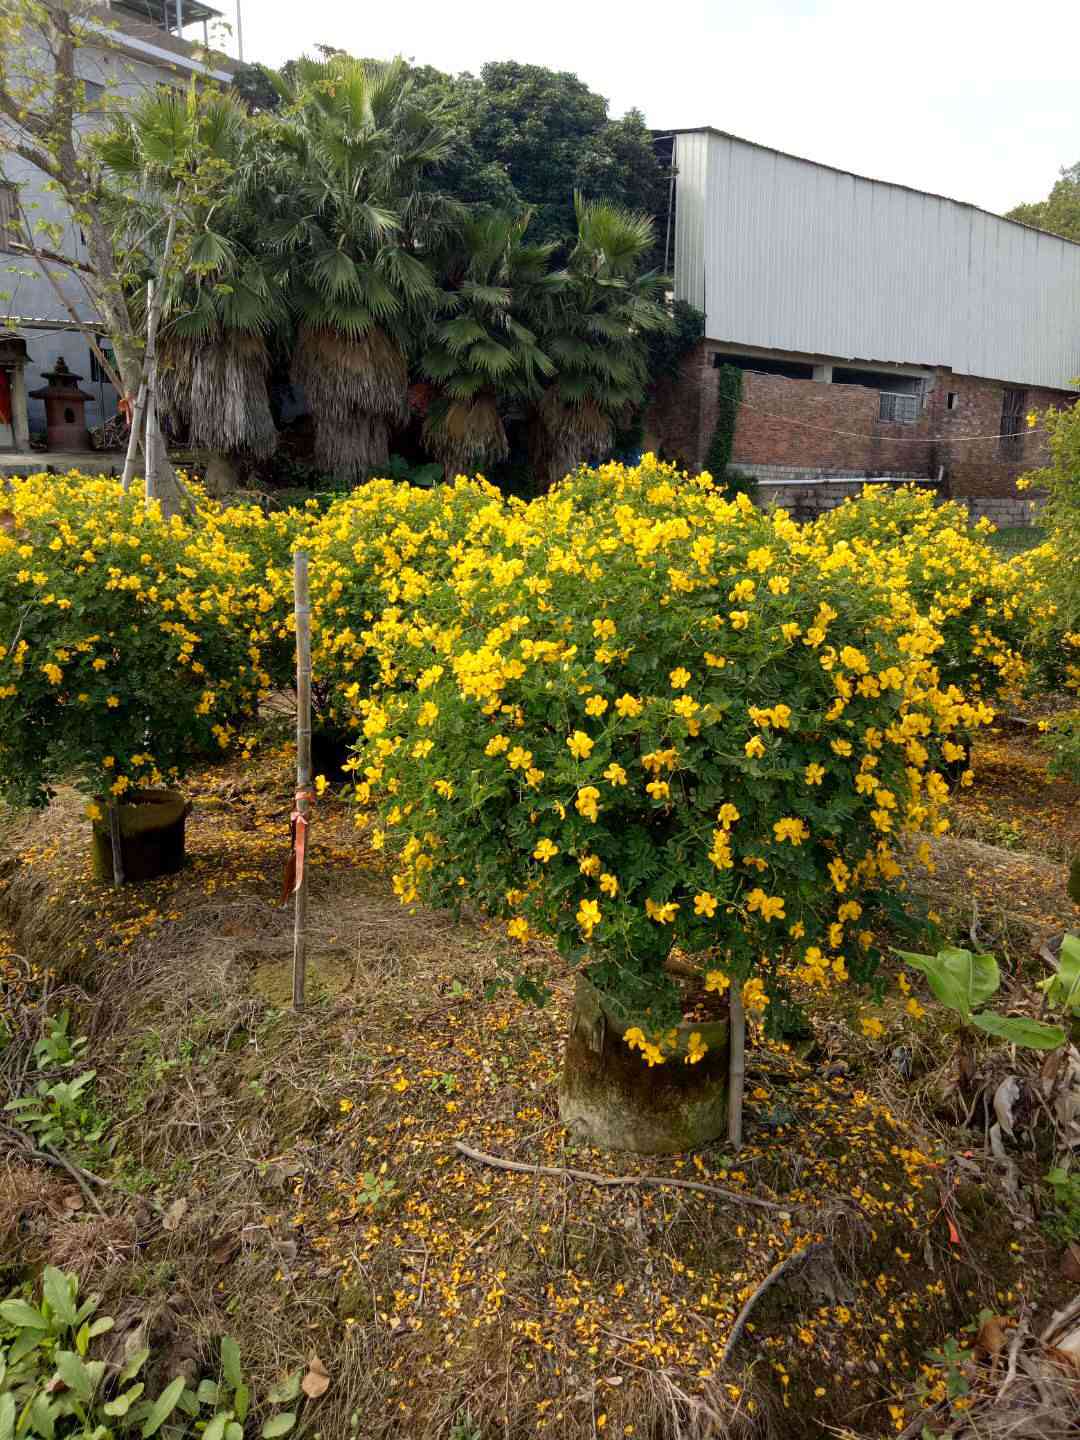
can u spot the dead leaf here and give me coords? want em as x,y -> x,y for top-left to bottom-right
974,1315 -> 1009,1365
161,1198 -> 188,1232
301,1354 -> 330,1399
1061,1243 -> 1080,1283
994,1076 -> 1021,1138
60,1187 -> 83,1213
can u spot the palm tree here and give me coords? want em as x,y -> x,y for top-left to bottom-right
421,212 -> 561,478
270,55 -> 460,481
526,195 -> 671,489
99,84 -> 283,488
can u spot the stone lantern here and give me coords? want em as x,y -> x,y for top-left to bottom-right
29,356 -> 93,451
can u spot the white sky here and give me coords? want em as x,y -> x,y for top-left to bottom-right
228,0 -> 1079,217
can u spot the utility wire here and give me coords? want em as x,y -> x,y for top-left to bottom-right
735,398 -> 1048,445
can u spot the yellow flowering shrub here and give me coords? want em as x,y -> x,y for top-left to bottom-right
811,484 -> 1052,699
357,457 -> 988,1046
0,472 -> 282,807
296,477 -> 506,730
1021,398 -> 1080,688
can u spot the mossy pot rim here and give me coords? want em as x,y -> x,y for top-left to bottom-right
577,973 -> 729,1059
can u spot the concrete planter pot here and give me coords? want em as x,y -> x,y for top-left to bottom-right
91,789 -> 192,884
558,975 -> 730,1154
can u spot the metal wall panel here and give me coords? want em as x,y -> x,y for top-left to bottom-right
674,130 -> 1080,390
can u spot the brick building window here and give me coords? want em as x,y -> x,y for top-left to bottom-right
0,183 -> 23,253
999,387 -> 1027,460
879,392 -> 919,424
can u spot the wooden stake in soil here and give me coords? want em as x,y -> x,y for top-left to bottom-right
292,550 -> 312,1010
107,799 -> 125,889
728,984 -> 745,1149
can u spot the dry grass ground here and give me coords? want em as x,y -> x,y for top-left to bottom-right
1,716 -> 1078,1440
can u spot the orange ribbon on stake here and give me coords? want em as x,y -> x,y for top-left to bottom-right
280,787 -> 316,906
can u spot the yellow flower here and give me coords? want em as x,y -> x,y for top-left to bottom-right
744,735 -> 766,759
669,667 -> 691,689
41,662 -> 63,685
773,816 -> 809,845
905,998 -> 926,1020
106,695 -> 120,708
566,730 -> 594,759
85,802 -> 103,822
576,785 -> 601,821
485,734 -> 510,756
315,774 -> 329,797
577,898 -> 602,937
693,891 -> 717,918
717,803 -> 740,829
860,1016 -> 885,1039
602,762 -> 627,786
614,694 -> 643,718
508,745 -> 533,771
584,695 -> 608,717
705,969 -> 730,994
507,917 -> 530,942
742,977 -> 769,1013
746,888 -> 785,922
579,853 -> 602,876
417,700 -> 439,727
831,738 -> 853,756
804,762 -> 826,785
645,779 -> 670,801
645,897 -> 679,924
533,837 -> 559,863
599,872 -> 618,896
685,1031 -> 707,1065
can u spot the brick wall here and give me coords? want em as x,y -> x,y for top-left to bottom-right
645,341 -> 1077,514
935,372 -> 1072,499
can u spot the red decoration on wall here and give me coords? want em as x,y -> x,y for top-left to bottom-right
0,370 -> 11,426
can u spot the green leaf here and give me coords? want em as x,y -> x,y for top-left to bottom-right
971,1011 -> 1067,1050
0,1392 -> 14,1440
233,1384 -> 249,1423
897,947 -> 999,1018
225,1424 -> 244,1440
202,1411 -> 229,1440
196,1379 -> 220,1406
0,1300 -> 47,1330
55,1349 -> 94,1403
119,1346 -> 150,1382
1051,934 -> 1080,1013
28,1394 -> 55,1440
104,1384 -> 145,1417
141,1375 -> 186,1437
43,1267 -> 78,1327
87,1317 -> 114,1339
261,1415 -> 297,1438
220,1335 -> 242,1390
265,1373 -> 302,1405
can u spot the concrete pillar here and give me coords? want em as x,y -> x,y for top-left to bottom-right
10,365 -> 30,451
812,363 -> 833,383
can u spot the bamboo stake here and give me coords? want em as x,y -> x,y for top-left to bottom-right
292,550 -> 312,1010
107,799 -> 125,889
728,985 -> 745,1149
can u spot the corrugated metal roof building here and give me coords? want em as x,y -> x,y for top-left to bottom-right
650,127 -> 1080,521
671,127 -> 1080,391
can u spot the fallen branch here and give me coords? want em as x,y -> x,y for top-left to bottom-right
720,1240 -> 830,1365
37,1143 -> 107,1217
453,1141 -> 787,1212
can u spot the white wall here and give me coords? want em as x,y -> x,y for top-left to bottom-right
674,129 -> 1080,390
1,31 -> 213,437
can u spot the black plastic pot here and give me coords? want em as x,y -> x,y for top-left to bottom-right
91,789 -> 191,884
